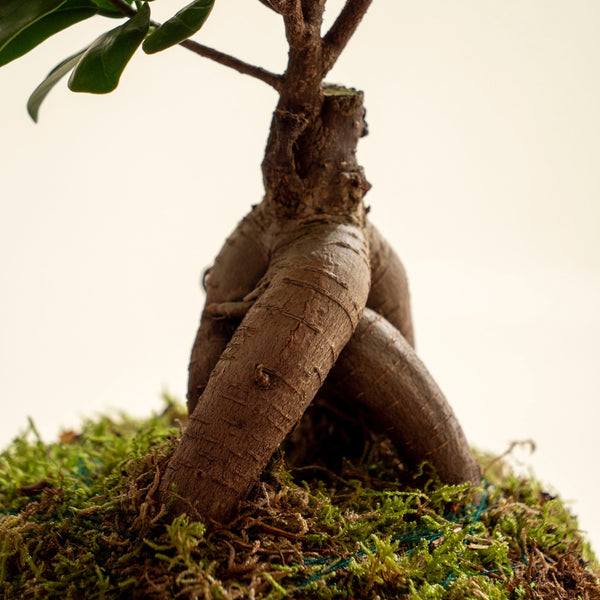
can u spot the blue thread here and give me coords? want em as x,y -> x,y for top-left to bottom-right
299,483 -> 491,590
441,484 -> 489,588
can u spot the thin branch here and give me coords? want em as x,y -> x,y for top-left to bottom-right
300,0 -> 323,30
257,0 -> 310,55
103,0 -> 282,90
179,40 -> 282,90
282,0 -> 306,47
322,0 -> 373,75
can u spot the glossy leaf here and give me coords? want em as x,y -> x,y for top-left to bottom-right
27,50 -> 87,122
68,2 -> 150,94
0,0 -> 66,52
142,0 -> 214,54
91,0 -> 136,18
0,1 -> 99,68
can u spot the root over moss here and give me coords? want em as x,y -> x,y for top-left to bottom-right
0,396 -> 598,599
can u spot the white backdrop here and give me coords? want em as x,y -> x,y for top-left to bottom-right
1,1 -> 599,551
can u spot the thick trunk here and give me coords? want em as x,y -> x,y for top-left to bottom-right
161,88 -> 375,522
187,216 -> 415,415
161,85 -> 481,522
158,0 -> 482,514
162,220 -> 370,521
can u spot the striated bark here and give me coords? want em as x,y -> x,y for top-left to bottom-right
366,222 -> 414,347
187,207 -> 270,415
161,85 -> 376,522
164,220 -> 370,521
159,0 -> 480,522
187,217 -> 416,417
332,308 -> 481,485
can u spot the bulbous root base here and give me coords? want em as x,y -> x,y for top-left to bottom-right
157,206 -> 480,524
158,90 -> 480,523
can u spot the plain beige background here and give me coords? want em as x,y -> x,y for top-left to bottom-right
1,1 -> 599,550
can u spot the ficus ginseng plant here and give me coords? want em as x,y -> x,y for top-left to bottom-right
1,0 -> 481,523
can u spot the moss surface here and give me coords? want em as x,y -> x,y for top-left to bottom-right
1,396 -> 598,599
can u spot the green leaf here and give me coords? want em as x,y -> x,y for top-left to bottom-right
27,50 -> 87,122
0,0 -> 67,52
90,0 -> 135,18
68,2 -> 150,94
142,0 -> 214,55
0,1 -> 99,68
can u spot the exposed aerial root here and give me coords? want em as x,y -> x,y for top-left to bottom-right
333,308 -> 481,486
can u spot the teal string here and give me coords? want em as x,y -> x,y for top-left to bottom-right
441,483 -> 489,587
299,483 -> 491,589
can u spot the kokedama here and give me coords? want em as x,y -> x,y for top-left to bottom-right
1,0 -> 481,523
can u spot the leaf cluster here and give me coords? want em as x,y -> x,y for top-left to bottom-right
0,0 -> 215,120
0,398 -> 598,599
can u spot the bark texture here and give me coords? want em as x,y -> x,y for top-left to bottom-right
160,89 -> 378,522
187,208 -> 270,416
167,220 -> 370,521
366,222 -> 414,346
158,0 -> 480,522
332,308 -> 480,485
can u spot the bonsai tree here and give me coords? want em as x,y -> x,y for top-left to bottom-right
0,0 -> 480,523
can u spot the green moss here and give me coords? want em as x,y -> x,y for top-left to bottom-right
0,397 -> 598,599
